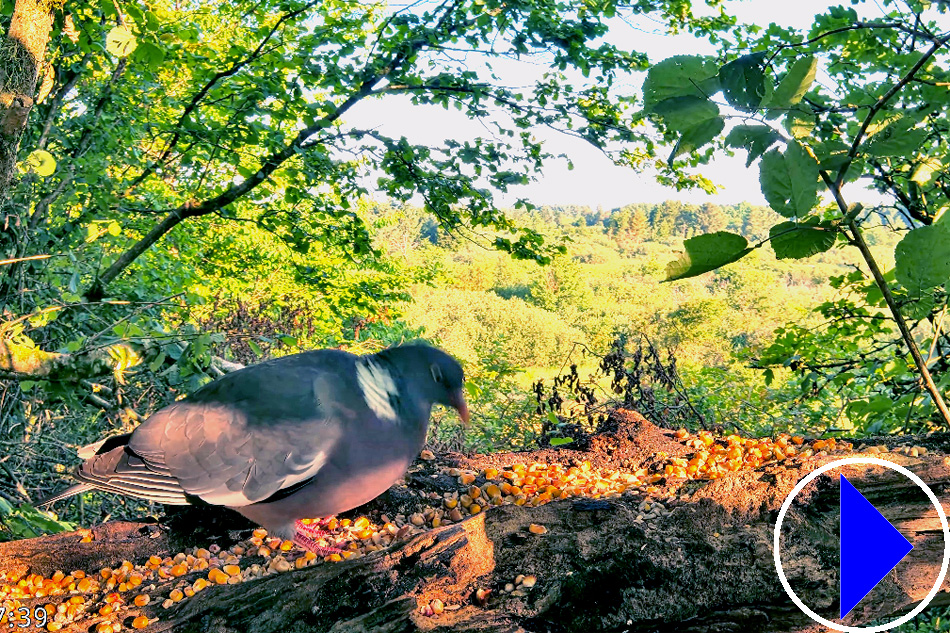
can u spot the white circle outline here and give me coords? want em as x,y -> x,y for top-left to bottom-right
773,456 -> 950,632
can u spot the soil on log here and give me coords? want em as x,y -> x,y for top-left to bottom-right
3,410 -> 950,633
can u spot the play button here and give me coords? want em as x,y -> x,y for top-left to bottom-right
839,474 -> 914,619
774,457 -> 950,632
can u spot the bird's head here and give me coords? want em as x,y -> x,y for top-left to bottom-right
377,344 -> 469,426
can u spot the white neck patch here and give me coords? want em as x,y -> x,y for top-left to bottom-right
356,359 -> 399,422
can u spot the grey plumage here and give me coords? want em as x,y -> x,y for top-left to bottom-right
42,344 -> 468,541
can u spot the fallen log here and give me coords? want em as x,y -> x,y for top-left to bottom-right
3,411 -> 949,632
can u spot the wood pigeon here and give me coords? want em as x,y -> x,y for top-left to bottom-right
41,344 -> 468,551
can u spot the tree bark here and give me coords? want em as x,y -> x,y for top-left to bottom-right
4,414 -> 950,632
0,0 -> 56,194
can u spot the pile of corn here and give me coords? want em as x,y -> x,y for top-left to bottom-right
666,430 -> 854,480
0,429 -> 929,629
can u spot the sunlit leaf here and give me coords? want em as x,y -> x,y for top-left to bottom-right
106,26 -> 138,57
18,150 -> 56,177
911,158 -> 943,185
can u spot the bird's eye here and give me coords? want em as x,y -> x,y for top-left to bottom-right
430,364 -> 443,383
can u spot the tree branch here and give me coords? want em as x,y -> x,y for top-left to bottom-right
835,33 -> 950,188
87,12 -> 473,298
121,1 -> 323,195
36,51 -> 92,151
821,169 -> 950,427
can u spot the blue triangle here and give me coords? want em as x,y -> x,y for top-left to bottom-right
840,474 -> 914,619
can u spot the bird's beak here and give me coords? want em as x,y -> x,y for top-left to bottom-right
450,389 -> 470,427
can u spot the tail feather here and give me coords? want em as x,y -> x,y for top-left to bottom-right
43,431 -> 190,507
36,483 -> 94,506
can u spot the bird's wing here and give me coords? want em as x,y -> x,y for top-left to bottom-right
73,440 -> 190,505
128,357 -> 347,507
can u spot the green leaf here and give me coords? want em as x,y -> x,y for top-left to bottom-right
549,437 -> 574,446
279,335 -> 298,346
247,339 -> 263,356
134,40 -> 166,70
813,139 -> 851,171
766,55 -> 817,115
784,108 -> 815,139
724,124 -> 781,167
651,96 -> 724,159
759,143 -> 819,219
148,351 -> 166,372
894,221 -> 950,292
665,232 -> 751,281
18,149 -> 56,177
769,221 -> 837,259
651,96 -> 717,133
863,115 -> 928,158
106,26 -> 138,57
902,291 -> 936,320
642,55 -> 720,111
867,395 -> 893,413
671,116 -> 724,160
464,380 -> 482,399
718,52 -> 767,112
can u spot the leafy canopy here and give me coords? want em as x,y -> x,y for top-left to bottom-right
641,1 -> 950,431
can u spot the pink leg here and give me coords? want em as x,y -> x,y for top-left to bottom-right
292,532 -> 344,556
295,518 -> 334,540
293,518 -> 343,556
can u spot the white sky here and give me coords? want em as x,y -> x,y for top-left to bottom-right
345,0 -> 939,209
